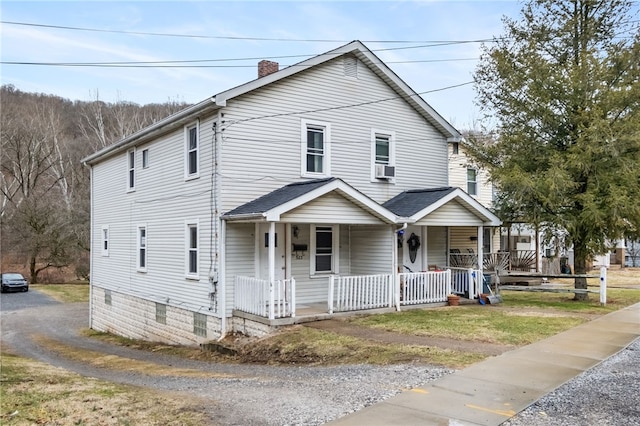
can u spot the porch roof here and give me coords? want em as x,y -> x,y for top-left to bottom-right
222,177 -> 402,223
383,187 -> 502,226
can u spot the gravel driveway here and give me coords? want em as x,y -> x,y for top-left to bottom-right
1,289 -> 638,425
1,290 -> 451,425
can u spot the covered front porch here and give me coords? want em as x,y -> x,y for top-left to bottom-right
223,181 -> 500,326
232,267 -> 486,324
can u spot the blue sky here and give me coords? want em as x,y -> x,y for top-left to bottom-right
1,1 -> 523,128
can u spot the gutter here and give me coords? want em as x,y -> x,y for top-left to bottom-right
220,212 -> 268,222
82,97 -> 219,165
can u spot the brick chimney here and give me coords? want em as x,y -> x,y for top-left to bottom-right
258,60 -> 279,78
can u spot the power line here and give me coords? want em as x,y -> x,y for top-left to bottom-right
1,20 -> 501,45
224,81 -> 474,126
0,58 -> 479,68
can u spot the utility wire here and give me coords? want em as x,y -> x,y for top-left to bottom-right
1,20 -> 502,44
0,58 -> 478,68
224,81 -> 474,126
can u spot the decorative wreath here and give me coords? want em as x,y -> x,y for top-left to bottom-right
407,233 -> 421,263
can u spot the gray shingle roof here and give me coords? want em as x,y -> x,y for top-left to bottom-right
383,187 -> 457,217
223,178 -> 336,217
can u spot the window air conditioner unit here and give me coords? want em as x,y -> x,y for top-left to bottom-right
375,164 -> 395,179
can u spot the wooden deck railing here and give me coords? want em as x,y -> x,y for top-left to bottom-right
234,276 -> 295,319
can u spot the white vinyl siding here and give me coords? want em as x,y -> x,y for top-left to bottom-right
89,115 -> 216,315
450,227 -> 480,253
426,226 -> 448,268
350,225 -> 393,275
219,57 -> 448,210
137,224 -> 147,272
415,201 -> 484,226
281,192 -> 384,224
127,149 -> 135,192
185,122 -> 199,180
101,225 -> 109,257
301,119 -> 331,177
185,220 -> 199,279
448,143 -> 494,208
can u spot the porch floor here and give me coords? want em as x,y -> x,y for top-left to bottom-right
233,298 -> 477,328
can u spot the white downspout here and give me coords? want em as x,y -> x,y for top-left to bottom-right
218,219 -> 227,341
88,164 -> 94,329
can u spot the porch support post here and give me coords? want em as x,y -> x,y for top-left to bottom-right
392,224 -> 401,311
268,221 -> 275,320
477,225 -> 484,273
328,275 -> 334,314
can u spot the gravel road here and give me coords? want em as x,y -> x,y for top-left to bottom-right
1,289 -> 638,425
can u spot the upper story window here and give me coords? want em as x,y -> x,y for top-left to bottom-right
101,225 -> 109,257
137,224 -> 147,272
467,168 -> 478,196
142,149 -> 149,168
452,142 -> 459,155
185,122 -> 199,179
310,225 -> 339,275
375,134 -> 390,165
371,130 -> 395,181
127,149 -> 135,191
301,119 -> 331,177
185,220 -> 199,279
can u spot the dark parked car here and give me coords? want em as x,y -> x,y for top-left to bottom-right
1,272 -> 29,293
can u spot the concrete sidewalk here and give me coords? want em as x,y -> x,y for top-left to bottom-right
328,303 -> 640,426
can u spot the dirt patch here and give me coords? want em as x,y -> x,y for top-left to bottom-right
304,319 -> 515,356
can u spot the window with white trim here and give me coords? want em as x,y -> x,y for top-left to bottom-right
127,149 -> 135,191
101,225 -> 109,256
467,168 -> 478,196
185,221 -> 199,278
301,119 -> 330,177
371,130 -> 395,180
185,123 -> 199,179
310,225 -> 338,275
137,225 -> 147,272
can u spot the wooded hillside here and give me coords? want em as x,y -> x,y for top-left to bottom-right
0,85 -> 189,282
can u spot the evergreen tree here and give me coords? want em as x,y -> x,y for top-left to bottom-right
470,0 -> 640,299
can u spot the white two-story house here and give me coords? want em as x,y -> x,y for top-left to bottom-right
83,41 -> 500,345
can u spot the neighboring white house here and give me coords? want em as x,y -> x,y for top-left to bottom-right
83,41 -> 500,345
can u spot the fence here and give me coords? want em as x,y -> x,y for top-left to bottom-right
234,276 -> 295,319
399,270 -> 451,305
449,267 -> 482,299
328,274 -> 395,314
498,267 -> 608,305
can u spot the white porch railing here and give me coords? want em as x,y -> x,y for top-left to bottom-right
399,270 -> 451,305
449,267 -> 482,299
328,274 -> 394,314
234,276 -> 295,319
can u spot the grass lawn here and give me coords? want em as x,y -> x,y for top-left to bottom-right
0,352 -> 211,425
32,282 -> 89,303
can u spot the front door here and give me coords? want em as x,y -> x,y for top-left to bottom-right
258,223 -> 286,281
401,225 -> 424,273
